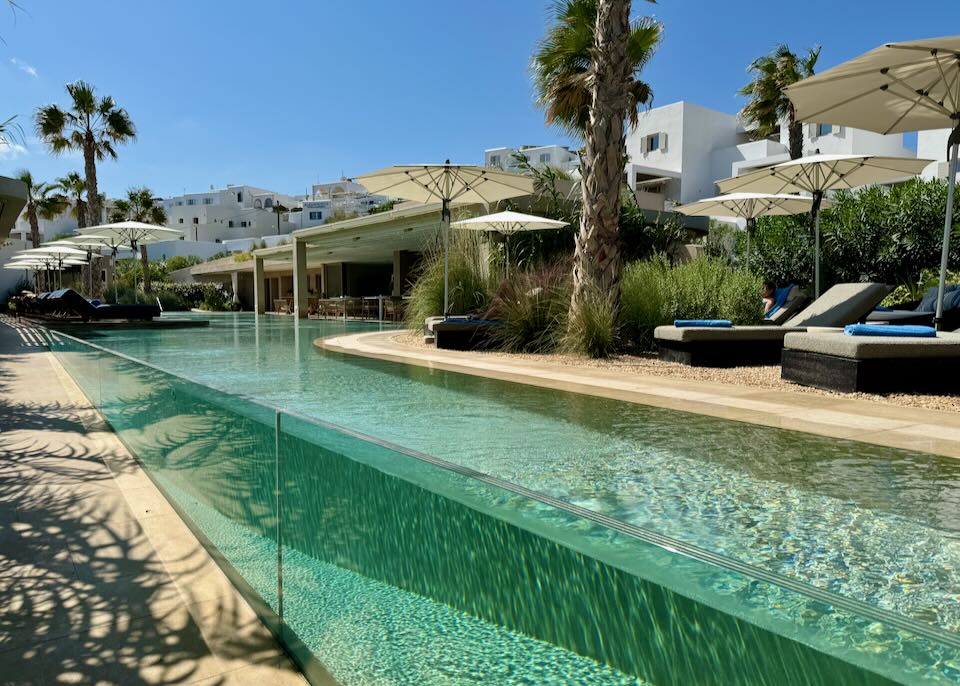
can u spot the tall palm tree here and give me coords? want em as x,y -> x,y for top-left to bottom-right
533,0 -> 660,138
34,81 -> 136,226
739,44 -> 820,160
111,186 -> 167,293
55,172 -> 89,229
15,170 -> 68,248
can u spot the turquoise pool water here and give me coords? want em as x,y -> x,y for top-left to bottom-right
57,313 -> 960,683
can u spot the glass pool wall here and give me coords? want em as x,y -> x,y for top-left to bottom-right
50,331 -> 960,686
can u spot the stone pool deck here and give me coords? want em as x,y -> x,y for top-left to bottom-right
0,320 -> 309,686
319,330 -> 960,460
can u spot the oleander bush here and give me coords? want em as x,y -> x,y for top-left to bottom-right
620,255 -> 763,350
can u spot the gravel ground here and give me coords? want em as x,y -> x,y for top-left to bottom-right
393,332 -> 960,414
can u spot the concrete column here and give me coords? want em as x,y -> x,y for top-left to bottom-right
392,250 -> 418,297
292,238 -> 308,319
253,257 -> 266,314
230,271 -> 239,303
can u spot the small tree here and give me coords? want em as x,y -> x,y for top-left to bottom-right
111,186 -> 167,292
16,170 -> 68,248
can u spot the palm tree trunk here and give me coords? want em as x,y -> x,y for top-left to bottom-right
788,110 -> 803,160
139,244 -> 152,294
28,207 -> 40,248
83,135 -> 100,226
76,199 -> 87,229
571,0 -> 630,318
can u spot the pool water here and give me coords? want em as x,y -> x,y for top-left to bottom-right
58,313 -> 960,682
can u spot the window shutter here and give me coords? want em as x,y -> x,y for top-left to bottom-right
808,123 -> 818,138
834,126 -> 844,138
660,132 -> 668,152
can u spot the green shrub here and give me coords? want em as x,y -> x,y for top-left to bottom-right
560,287 -> 619,358
153,281 -> 237,311
620,256 -> 763,351
164,255 -> 203,272
881,268 -> 960,307
486,262 -> 570,352
405,231 -> 500,328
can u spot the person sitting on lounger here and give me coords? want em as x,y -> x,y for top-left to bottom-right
762,281 -> 777,315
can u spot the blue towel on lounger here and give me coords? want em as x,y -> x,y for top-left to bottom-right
674,319 -> 732,328
844,324 -> 937,338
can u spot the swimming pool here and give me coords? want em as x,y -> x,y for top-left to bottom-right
51,313 -> 960,684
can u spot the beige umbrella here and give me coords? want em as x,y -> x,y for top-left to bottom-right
674,192 -> 829,271
80,222 -> 183,302
451,210 -> 568,277
717,154 -> 930,296
354,162 -> 534,315
784,35 -> 960,325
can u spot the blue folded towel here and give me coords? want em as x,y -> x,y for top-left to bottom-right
674,319 -> 732,328
844,324 -> 937,338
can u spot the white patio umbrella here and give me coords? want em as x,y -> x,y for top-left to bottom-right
784,35 -> 960,327
80,222 -> 183,302
60,233 -> 133,302
717,154 -> 930,296
354,163 -> 534,315
673,193 -> 829,271
451,210 -> 568,277
50,236 -> 115,297
11,249 -> 88,289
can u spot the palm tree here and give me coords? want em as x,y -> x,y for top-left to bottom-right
111,186 -> 167,293
15,170 -> 68,248
34,81 -> 136,226
535,0 -> 657,341
55,172 -> 89,229
533,0 -> 660,137
739,44 -> 820,160
271,203 -> 289,235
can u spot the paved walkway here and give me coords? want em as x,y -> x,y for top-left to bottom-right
0,319 -> 308,686
320,331 -> 960,459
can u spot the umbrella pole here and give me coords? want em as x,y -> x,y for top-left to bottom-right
935,138 -> 959,330
442,199 -> 450,317
745,217 -> 753,272
812,191 -> 824,299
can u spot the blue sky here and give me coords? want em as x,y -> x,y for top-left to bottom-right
0,0 -> 957,198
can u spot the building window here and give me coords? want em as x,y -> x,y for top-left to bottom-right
817,123 -> 833,136
309,211 -> 322,220
236,191 -> 243,203
539,153 -> 550,164
187,198 -> 196,206
489,155 -> 500,168
264,198 -> 274,209
228,220 -> 234,228
178,218 -> 184,224
176,201 -> 183,206
203,197 -> 212,205
240,221 -> 248,228
192,217 -> 199,224
254,199 -> 262,209
647,133 -> 660,152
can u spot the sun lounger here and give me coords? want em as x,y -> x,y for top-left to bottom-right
33,288 -> 160,322
782,328 -> 960,393
867,284 -> 960,331
653,283 -> 892,367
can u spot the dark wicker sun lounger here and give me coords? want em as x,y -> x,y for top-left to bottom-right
782,330 -> 960,393
37,288 -> 160,322
653,283 -> 892,367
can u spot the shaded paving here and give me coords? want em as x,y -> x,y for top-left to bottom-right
0,318 -> 310,686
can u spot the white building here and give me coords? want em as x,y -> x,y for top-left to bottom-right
162,185 -> 302,243
622,101 -> 915,210
9,210 -> 78,245
917,128 -> 960,181
298,179 -> 390,230
484,145 -> 579,174
486,101 -> 917,213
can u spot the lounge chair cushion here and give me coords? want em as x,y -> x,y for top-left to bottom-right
783,283 -> 892,328
784,331 -> 960,359
767,286 -> 808,324
654,325 -> 802,343
917,284 -> 960,312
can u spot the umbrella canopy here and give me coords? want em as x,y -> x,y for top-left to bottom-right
784,35 -> 960,326
355,163 -> 534,315
80,221 -> 182,247
716,154 -> 931,295
674,193 -> 829,270
451,210 -> 568,277
16,245 -> 89,258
